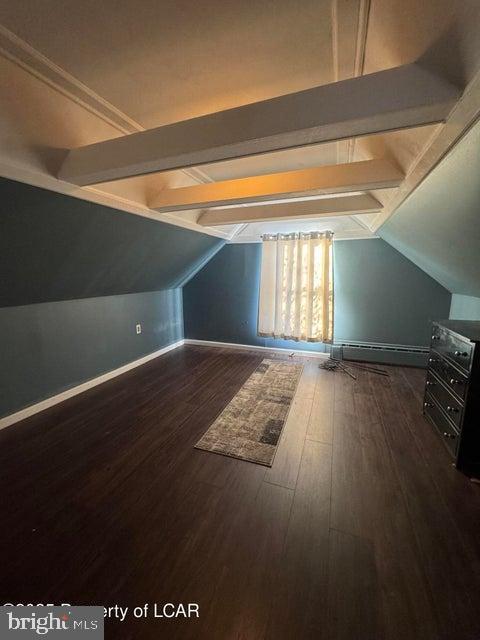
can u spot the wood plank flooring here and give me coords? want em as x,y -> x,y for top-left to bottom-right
1,344 -> 480,640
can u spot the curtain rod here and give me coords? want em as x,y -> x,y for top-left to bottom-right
261,231 -> 334,241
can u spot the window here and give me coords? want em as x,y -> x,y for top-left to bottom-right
258,231 -> 334,342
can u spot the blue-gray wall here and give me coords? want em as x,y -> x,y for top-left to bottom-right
0,177 -> 223,306
379,118 -> 480,296
183,242 -> 327,353
183,239 -> 451,351
0,172 -> 457,417
0,290 -> 182,418
449,294 -> 480,320
0,177 -> 223,418
333,239 -> 450,345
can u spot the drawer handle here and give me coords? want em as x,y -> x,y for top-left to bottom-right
449,378 -> 461,385
431,335 -> 440,340
446,405 -> 459,413
424,402 -> 434,408
454,350 -> 468,357
443,432 -> 457,440
426,380 -> 436,386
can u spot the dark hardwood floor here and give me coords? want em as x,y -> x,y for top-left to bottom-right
1,345 -> 480,639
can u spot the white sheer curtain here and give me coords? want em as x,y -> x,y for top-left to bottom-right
258,231 -> 333,343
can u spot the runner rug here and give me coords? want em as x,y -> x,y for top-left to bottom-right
195,358 -> 303,466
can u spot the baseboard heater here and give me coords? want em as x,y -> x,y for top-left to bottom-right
331,341 -> 429,367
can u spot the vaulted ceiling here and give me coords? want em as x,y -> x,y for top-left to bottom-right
0,0 -> 479,275
379,117 -> 480,296
0,176 -> 224,307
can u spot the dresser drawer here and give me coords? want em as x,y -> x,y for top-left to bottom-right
424,393 -> 459,458
430,325 -> 473,372
427,352 -> 468,401
425,371 -> 463,430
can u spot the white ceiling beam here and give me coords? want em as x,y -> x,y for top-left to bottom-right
57,63 -> 460,186
198,193 -> 382,226
150,159 -> 402,213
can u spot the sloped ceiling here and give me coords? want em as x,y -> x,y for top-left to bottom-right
379,117 -> 480,295
2,0 -> 479,242
0,177 -> 224,307
0,0 -> 479,260
0,0 -> 334,128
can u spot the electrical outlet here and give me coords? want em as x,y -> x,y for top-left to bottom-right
136,323 -> 142,335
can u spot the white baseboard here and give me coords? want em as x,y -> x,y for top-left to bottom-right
1,337 -> 328,432
184,338 -> 329,359
0,339 -> 185,432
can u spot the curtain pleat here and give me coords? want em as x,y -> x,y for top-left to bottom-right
258,231 -> 334,343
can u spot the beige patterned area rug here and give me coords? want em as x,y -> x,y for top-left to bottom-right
195,358 -> 303,466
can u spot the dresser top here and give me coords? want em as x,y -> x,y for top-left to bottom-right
435,320 -> 480,342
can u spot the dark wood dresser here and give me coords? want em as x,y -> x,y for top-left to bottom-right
423,320 -> 480,477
